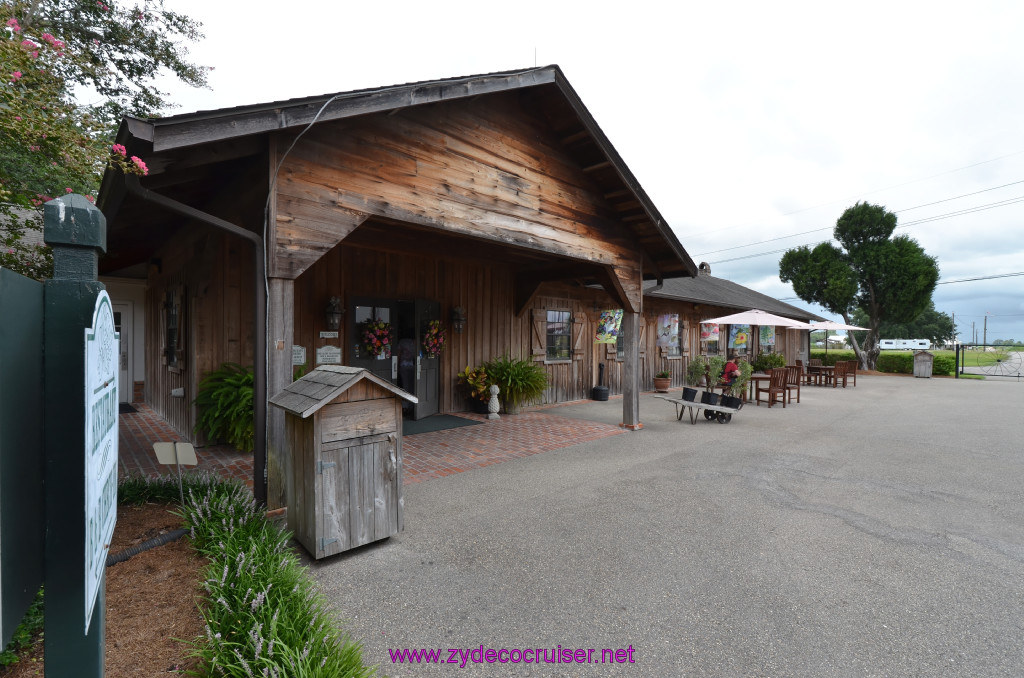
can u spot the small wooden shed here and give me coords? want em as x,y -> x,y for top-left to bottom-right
269,366 -> 417,559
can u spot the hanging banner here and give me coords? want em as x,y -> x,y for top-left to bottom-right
700,323 -> 719,341
759,325 -> 775,346
729,324 -> 750,349
656,314 -> 679,349
595,309 -> 623,344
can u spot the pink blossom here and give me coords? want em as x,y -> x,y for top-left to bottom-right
6,18 -> 20,32
92,39 -> 99,46
85,195 -> 95,203
20,39 -> 36,49
130,156 -> 149,175
65,187 -> 73,193
14,116 -> 21,120
112,143 -> 127,156
10,71 -> 21,81
30,50 -> 38,59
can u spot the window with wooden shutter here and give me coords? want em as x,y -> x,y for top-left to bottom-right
531,309 -> 547,360
545,310 -> 572,361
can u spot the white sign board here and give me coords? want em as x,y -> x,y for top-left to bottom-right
84,291 -> 118,633
292,345 -> 306,366
316,345 -> 342,365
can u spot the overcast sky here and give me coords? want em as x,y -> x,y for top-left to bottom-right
153,0 -> 1024,344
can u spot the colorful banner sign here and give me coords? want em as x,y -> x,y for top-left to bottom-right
656,314 -> 679,349
595,309 -> 623,344
728,324 -> 750,349
700,323 -> 719,341
759,325 -> 775,346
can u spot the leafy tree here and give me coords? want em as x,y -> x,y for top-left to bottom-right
780,202 -> 940,369
1,0 -> 207,278
850,301 -> 954,347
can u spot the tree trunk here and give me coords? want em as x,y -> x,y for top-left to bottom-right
844,313 -> 868,369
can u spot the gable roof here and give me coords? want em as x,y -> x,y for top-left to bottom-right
646,275 -> 826,323
269,365 -> 417,419
98,66 -> 696,280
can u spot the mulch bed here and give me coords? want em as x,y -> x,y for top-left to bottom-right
2,504 -> 207,677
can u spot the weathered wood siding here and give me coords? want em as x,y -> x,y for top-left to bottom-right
273,92 -> 644,310
292,245 -> 619,410
145,226 -> 255,440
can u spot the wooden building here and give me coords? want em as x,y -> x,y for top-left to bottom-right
97,66 -> 700,507
599,263 -> 825,393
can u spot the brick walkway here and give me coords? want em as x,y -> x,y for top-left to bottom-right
119,404 -> 626,488
118,403 -> 254,487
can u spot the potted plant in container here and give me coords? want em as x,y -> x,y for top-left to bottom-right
457,364 -> 490,414
720,360 -> 751,410
703,356 -> 726,405
483,354 -> 548,414
683,356 -> 706,401
653,369 -> 671,392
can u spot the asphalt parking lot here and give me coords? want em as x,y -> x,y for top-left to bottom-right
312,374 -> 1024,677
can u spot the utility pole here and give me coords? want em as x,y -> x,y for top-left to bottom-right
983,315 -> 988,346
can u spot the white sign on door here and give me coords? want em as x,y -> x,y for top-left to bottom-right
84,291 -> 118,632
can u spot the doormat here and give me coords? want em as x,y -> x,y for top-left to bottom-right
119,403 -> 138,414
403,415 -> 481,436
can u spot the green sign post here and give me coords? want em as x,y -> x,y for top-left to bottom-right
43,194 -> 115,675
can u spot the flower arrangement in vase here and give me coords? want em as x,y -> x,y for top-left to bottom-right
421,320 -> 445,358
361,319 -> 392,359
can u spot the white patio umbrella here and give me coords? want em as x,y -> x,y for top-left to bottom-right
701,309 -> 813,329
809,320 -> 868,357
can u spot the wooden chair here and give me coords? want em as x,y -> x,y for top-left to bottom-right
755,368 -> 788,408
784,365 -> 801,403
796,359 -> 814,386
845,360 -> 858,387
831,360 -> 848,388
807,358 -> 823,386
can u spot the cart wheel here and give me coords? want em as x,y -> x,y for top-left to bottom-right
704,410 -> 714,420
717,413 -> 732,424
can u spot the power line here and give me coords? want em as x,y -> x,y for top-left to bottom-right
936,271 -> 1024,285
695,181 -> 1024,257
706,195 -> 1024,264
692,149 -> 1024,236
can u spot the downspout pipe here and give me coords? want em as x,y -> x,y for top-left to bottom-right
125,174 -> 267,505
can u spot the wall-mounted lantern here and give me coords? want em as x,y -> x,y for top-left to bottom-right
451,305 -> 467,334
325,296 -> 343,331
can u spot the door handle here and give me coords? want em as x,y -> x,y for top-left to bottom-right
416,355 -> 421,380
391,356 -> 398,380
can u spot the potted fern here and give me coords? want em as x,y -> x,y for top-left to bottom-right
194,362 -> 255,452
483,354 -> 548,414
683,356 -> 706,401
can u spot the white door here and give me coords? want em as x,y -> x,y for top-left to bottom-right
113,302 -> 132,403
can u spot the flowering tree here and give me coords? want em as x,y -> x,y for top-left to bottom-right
1,0 -> 208,278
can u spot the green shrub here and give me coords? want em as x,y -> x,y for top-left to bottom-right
808,350 -> 856,367
0,588 -> 43,667
933,355 -> 954,376
195,362 -> 255,452
686,355 -> 708,386
119,471 -> 228,505
876,353 -> 913,374
180,479 -> 376,677
707,355 -> 726,385
751,352 -> 786,372
483,354 -> 548,412
731,360 -> 753,396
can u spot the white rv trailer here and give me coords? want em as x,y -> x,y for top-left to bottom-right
878,339 -> 932,350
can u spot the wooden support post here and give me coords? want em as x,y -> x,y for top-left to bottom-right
620,310 -> 642,430
267,278 -> 295,509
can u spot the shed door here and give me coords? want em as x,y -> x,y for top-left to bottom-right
113,302 -> 132,403
319,432 -> 399,558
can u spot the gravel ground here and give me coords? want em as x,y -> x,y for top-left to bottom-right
311,374 -> 1024,677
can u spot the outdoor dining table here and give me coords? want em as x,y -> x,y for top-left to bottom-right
748,373 -> 772,400
806,364 -> 835,386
